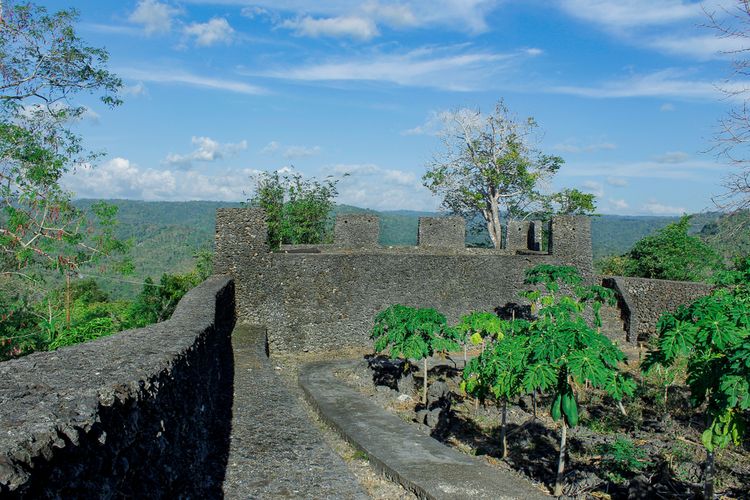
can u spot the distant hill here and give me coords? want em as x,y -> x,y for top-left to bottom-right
72,199 -> 740,299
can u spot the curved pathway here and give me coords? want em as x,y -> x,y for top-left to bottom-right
222,325 -> 366,499
300,360 -> 549,500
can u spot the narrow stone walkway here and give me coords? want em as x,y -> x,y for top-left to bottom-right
222,325 -> 367,499
300,360 -> 549,500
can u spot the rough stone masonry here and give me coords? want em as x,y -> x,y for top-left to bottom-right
214,209 -> 594,353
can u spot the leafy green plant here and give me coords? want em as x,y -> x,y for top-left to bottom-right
248,170 -> 338,250
598,437 -> 649,484
371,304 -> 461,404
643,256 -> 750,498
456,311 -> 504,360
519,264 -> 636,496
462,320 -> 529,458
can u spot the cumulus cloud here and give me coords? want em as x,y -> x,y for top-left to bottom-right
184,17 -> 235,46
122,82 -> 148,97
129,0 -> 182,35
327,163 -> 437,211
165,136 -> 248,167
281,16 -> 379,40
641,201 -> 687,215
609,198 -> 629,210
64,157 -> 257,201
655,151 -> 690,164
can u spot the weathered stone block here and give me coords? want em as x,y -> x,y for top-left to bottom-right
334,214 -> 379,247
417,216 -> 465,248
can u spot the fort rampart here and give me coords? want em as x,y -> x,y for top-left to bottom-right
215,209 -> 594,353
0,276 -> 235,497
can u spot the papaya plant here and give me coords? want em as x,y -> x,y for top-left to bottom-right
456,311 -> 504,360
462,320 -> 531,458
643,257 -> 750,499
520,264 -> 636,497
371,304 -> 461,404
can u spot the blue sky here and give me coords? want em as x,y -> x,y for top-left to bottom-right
47,0 -> 749,215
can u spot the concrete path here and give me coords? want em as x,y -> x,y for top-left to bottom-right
222,325 -> 367,499
300,360 -> 549,500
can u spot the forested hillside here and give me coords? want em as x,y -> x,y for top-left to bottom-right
78,199 -> 745,298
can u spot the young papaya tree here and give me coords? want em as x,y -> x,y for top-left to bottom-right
372,304 -> 461,404
456,311 -> 504,361
462,320 -> 531,458
520,264 -> 636,497
643,257 -> 750,499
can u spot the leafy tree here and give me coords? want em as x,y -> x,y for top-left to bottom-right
0,2 -> 123,278
371,304 -> 461,404
519,265 -> 636,496
422,100 -> 566,248
623,215 -> 722,282
643,256 -> 750,499
456,310 -> 503,360
547,188 -> 597,216
248,170 -> 338,250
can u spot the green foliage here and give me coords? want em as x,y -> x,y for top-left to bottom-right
622,215 -> 722,282
643,256 -> 750,454
422,100 -> 565,248
248,171 -> 338,250
371,304 -> 461,361
548,188 -> 597,216
456,311 -> 504,346
0,2 -> 123,277
598,437 -> 649,484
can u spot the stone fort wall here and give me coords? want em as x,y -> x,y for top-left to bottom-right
215,209 -> 594,353
0,276 -> 235,497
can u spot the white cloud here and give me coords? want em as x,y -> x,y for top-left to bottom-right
565,158 -> 727,180
129,0 -> 182,35
283,145 -> 322,159
64,157 -> 257,201
557,0 -> 700,30
281,16 -> 379,40
606,177 -> 628,187
184,17 -> 235,46
122,82 -> 148,97
609,198 -> 629,210
660,103 -> 676,112
118,68 -> 267,95
548,69 -> 745,101
253,45 -> 530,91
648,35 -> 746,60
261,141 -> 322,158
402,110 -> 457,136
582,180 -> 604,197
525,48 -> 544,56
553,141 -> 617,153
165,136 -> 248,167
641,201 -> 687,215
261,141 -> 281,154
327,163 -> 437,211
655,151 -> 690,164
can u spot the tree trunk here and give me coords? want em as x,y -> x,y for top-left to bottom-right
704,449 -> 715,499
65,272 -> 71,326
501,399 -> 508,459
422,357 -> 428,405
553,422 -> 567,497
532,390 -> 537,418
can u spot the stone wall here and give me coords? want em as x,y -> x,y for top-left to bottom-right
0,276 -> 236,498
603,276 -> 712,343
216,209 -> 594,353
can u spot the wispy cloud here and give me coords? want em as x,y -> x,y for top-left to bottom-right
553,141 -> 617,153
641,200 -> 687,215
606,177 -> 628,187
582,180 -> 604,197
655,151 -> 690,164
252,45 -> 537,91
557,0 -> 700,30
566,158 -> 726,180
261,141 -> 322,159
118,68 -> 267,95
